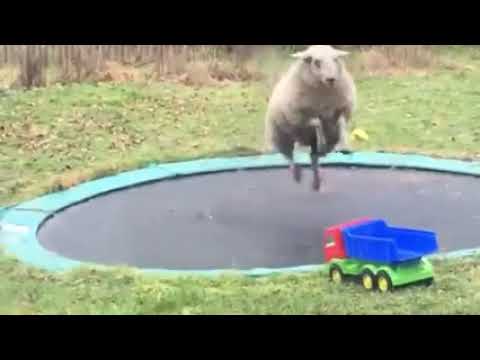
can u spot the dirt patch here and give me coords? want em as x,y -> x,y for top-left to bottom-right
0,67 -> 18,88
164,59 -> 264,87
349,46 -> 440,77
177,62 -> 217,87
97,61 -> 143,83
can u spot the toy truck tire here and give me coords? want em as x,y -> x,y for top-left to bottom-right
377,271 -> 393,293
360,269 -> 376,291
329,265 -> 344,284
423,278 -> 434,287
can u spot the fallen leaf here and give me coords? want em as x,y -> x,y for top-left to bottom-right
351,128 -> 370,142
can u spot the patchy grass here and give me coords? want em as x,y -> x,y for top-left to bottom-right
0,81 -> 265,204
0,253 -> 479,315
1,46 -> 480,314
351,71 -> 480,157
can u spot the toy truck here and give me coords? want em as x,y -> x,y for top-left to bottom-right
323,218 -> 439,293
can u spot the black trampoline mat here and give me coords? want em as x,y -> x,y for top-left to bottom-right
38,167 -> 480,270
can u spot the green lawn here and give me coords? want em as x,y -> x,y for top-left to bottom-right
1,47 -> 480,314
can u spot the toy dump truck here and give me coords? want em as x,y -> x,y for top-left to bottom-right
323,218 -> 439,293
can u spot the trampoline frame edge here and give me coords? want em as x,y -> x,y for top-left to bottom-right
1,151 -> 480,278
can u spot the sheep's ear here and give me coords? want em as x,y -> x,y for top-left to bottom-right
335,49 -> 350,57
291,51 -> 307,59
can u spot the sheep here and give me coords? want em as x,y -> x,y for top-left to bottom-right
263,45 -> 357,191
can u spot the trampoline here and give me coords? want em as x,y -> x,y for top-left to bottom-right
1,151 -> 480,277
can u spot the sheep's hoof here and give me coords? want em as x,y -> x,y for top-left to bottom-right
312,175 -> 322,192
333,142 -> 353,154
333,144 -> 353,155
290,164 -> 302,183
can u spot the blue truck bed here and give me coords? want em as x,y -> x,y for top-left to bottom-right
342,219 -> 439,264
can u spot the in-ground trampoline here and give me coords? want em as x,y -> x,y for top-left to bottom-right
1,152 -> 480,277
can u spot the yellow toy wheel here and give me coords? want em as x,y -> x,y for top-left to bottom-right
377,271 -> 393,293
361,270 -> 375,291
329,265 -> 344,284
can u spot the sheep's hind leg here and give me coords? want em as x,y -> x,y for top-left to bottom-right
283,141 -> 302,184
333,114 -> 352,154
273,127 -> 302,184
286,148 -> 302,184
311,126 -> 325,192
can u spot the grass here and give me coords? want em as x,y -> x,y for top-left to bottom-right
1,46 -> 480,314
0,254 -> 479,315
0,81 -> 265,204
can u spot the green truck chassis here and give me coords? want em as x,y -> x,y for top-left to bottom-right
329,258 -> 435,292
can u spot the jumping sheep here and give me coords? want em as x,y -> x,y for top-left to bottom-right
263,45 -> 357,191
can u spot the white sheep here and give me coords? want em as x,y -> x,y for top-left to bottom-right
263,45 -> 357,191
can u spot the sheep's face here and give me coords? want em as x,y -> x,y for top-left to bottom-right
292,46 -> 349,88
307,55 -> 343,88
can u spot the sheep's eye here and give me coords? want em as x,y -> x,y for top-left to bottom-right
314,60 -> 322,68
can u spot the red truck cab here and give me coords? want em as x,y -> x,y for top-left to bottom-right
323,218 -> 371,262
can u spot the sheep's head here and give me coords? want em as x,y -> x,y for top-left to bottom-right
292,45 -> 350,88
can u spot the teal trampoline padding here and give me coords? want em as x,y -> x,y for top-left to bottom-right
1,151 -> 480,277
0,207 -> 6,219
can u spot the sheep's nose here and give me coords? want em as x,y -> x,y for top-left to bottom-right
326,78 -> 336,85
